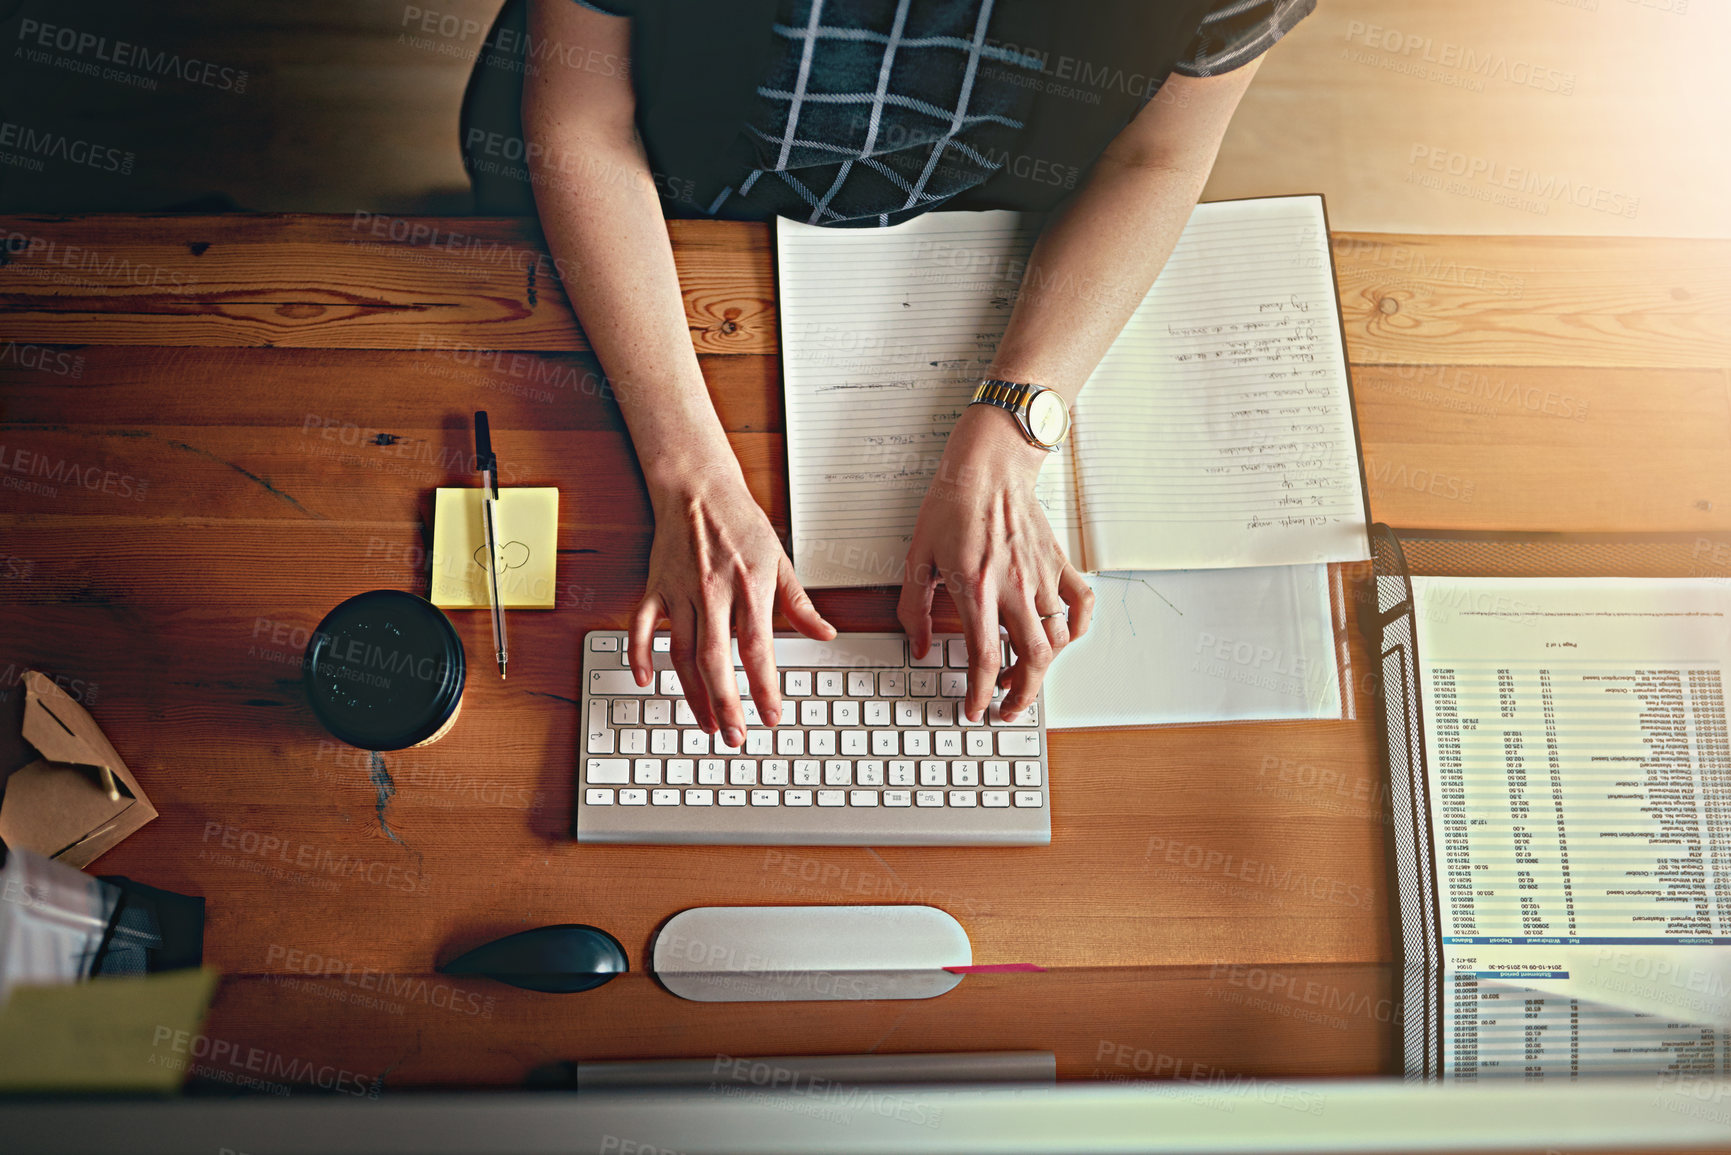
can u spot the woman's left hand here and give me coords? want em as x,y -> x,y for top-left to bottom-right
897,404 -> 1094,723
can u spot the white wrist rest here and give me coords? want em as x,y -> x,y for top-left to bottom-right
650,905 -> 972,1002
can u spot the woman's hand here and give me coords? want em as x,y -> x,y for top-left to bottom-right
629,469 -> 835,747
897,405 -> 1094,722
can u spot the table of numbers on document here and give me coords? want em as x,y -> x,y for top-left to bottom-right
1413,578 -> 1731,1080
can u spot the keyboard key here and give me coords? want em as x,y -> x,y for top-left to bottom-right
856,760 -> 884,786
585,788 -> 615,805
817,790 -> 845,807
888,760 -> 915,786
652,788 -> 680,806
659,670 -> 682,696
761,759 -> 790,785
1014,790 -> 1043,808
902,731 -> 930,756
653,636 -> 670,653
951,761 -> 979,786
633,758 -> 662,785
910,643 -> 943,668
741,700 -> 763,727
698,759 -> 726,785
895,701 -> 923,726
939,672 -> 967,698
643,698 -> 671,725
824,760 -> 853,786
729,759 -> 757,786
611,699 -> 640,726
946,639 -> 969,668
777,729 -> 806,756
871,729 -> 899,756
1015,761 -> 1042,787
926,701 -> 956,726
864,700 -> 891,726
773,636 -> 905,668
784,790 -> 813,806
846,671 -> 874,697
915,790 -> 945,807
884,790 -> 912,807
718,790 -> 747,806
619,729 -> 647,755
919,760 -> 947,787
983,790 -> 1011,808
878,671 -> 907,697
966,730 -> 994,756
592,670 -> 651,696
785,670 -> 812,696
832,700 -> 861,726
909,672 -> 938,698
620,789 -> 648,806
800,700 -> 828,726
816,671 -> 844,696
989,701 -> 1040,727
650,729 -> 677,755
793,759 -> 820,785
984,760 -> 1011,787
685,788 -> 714,805
675,699 -> 698,726
666,759 -> 695,785
714,732 -> 742,755
949,791 -> 977,807
586,759 -> 630,785
808,730 -> 838,756
683,729 -> 711,755
586,701 -> 616,754
997,732 -> 1041,757
744,731 -> 772,755
751,789 -> 780,807
934,731 -> 962,756
850,790 -> 879,807
841,730 -> 868,755
590,635 -> 619,651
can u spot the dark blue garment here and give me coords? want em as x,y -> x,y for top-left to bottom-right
711,0 -> 1045,226
575,0 -> 1313,225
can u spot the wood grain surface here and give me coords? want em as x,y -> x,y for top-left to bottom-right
1,214 -> 1728,1091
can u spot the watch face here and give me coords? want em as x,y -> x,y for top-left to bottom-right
1026,390 -> 1070,447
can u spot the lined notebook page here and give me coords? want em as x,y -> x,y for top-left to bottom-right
779,212 -> 1084,588
1072,196 -> 1368,569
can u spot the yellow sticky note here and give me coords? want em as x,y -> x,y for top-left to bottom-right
430,487 -> 560,609
0,968 -> 218,1092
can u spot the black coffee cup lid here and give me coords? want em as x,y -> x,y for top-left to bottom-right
304,590 -> 465,750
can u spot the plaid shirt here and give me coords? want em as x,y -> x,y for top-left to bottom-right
578,0 -> 1313,226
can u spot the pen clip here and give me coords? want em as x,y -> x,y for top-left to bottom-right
474,410 -> 498,498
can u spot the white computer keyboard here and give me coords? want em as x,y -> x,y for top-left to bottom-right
576,631 -> 1050,845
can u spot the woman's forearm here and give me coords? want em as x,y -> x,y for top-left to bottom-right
987,63 -> 1263,403
987,155 -> 1213,401
523,103 -> 738,506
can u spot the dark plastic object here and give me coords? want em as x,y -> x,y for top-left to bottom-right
439,925 -> 629,994
303,590 -> 465,750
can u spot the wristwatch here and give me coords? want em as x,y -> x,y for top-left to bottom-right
969,378 -> 1071,452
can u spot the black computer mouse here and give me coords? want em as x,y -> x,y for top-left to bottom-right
438,924 -> 628,993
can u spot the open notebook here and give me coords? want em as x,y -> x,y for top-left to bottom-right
777,195 -> 1371,589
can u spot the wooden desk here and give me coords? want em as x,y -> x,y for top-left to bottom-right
1,216 -> 1727,1091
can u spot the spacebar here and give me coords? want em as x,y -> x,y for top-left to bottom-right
730,636 -> 905,669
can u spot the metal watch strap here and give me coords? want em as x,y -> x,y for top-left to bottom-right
971,378 -> 1035,416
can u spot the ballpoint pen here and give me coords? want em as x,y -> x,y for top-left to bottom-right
475,410 -> 508,679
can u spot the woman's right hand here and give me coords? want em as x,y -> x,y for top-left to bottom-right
628,472 -> 835,748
